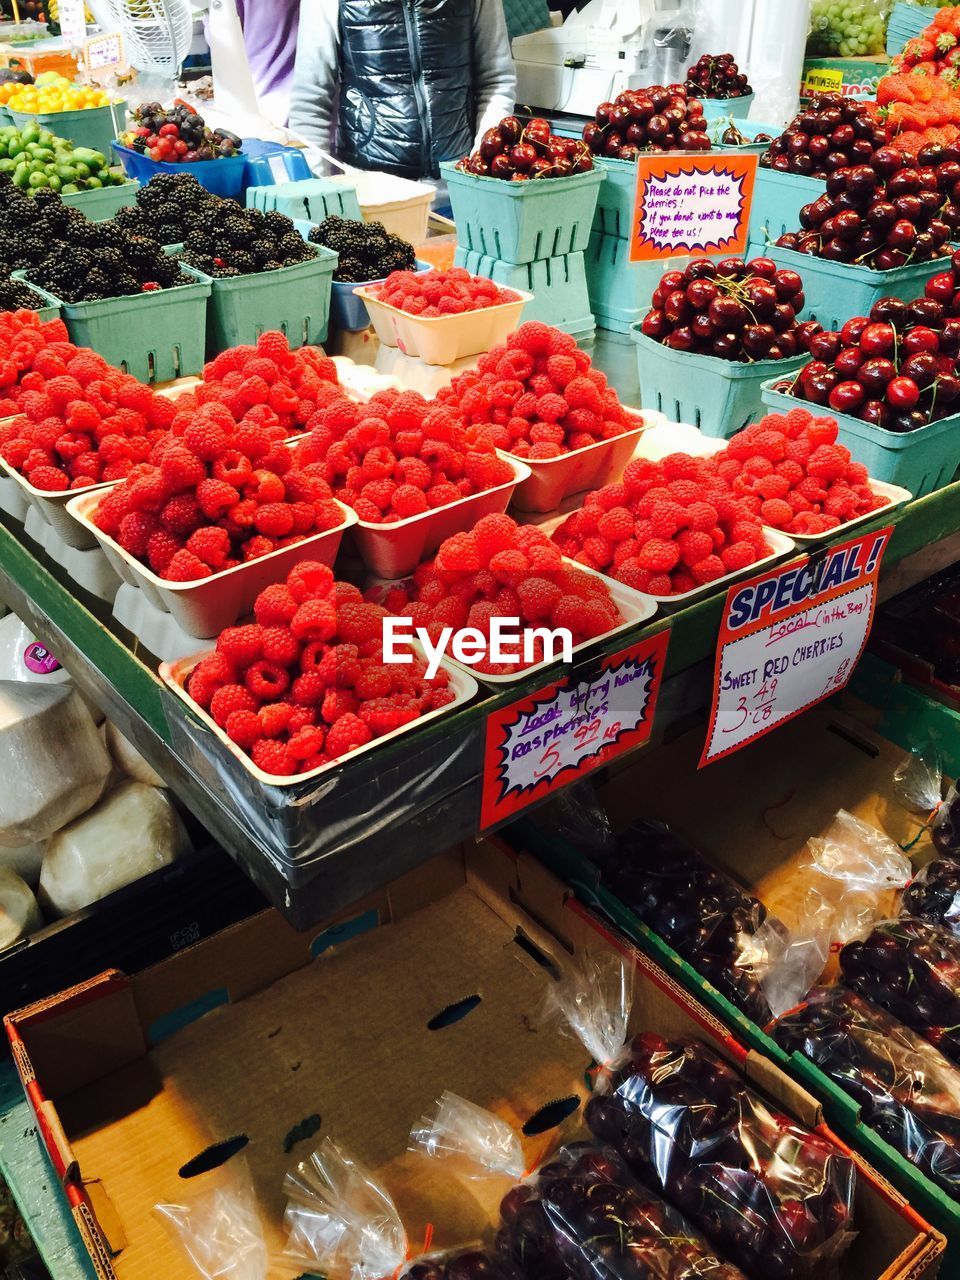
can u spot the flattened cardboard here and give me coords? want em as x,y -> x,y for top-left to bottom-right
6,843 -> 944,1280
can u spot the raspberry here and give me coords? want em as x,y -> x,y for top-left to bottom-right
244,660 -> 291,700
251,738 -> 296,777
796,476 -> 827,504
676,530 -> 714,568
197,478 -> 240,519
392,484 -> 429,518
517,577 -> 562,621
287,560 -> 334,603
721,542 -> 761,572
255,583 -> 298,625
117,511 -> 159,558
755,474 -> 791,501
564,377 -> 602,412
224,709 -> 263,749
597,507 -> 635,542
647,500 -> 685,539
464,453 -> 513,489
217,624 -> 263,666
186,526 -> 231,570
183,418 -> 228,461
209,683 -> 258,728
27,464 -> 68,492
287,725 -> 327,763
259,702 -> 295,738
691,555 -> 726,585
336,602 -> 387,647
290,673 -> 326,707
260,626 -> 300,666
685,502 -> 718,533
147,530 -> 181,574
806,418 -> 839,446
163,550 -> 211,581
759,499 -> 794,528
325,713 -> 374,758
637,539 -> 680,572
254,503 -> 295,537
291,599 -> 338,642
807,445 -> 848,482
359,698 -> 419,735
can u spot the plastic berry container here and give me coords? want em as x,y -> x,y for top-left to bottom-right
749,166 -> 827,249
354,283 -> 533,366
697,92 -> 755,121
0,423 -> 114,549
504,412 -> 658,515
349,455 -> 532,579
111,142 -> 248,200
66,488 -> 357,639
760,377 -> 960,498
159,641 -> 478,785
330,260 -> 432,334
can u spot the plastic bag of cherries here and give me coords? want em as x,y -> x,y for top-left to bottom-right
840,917 -> 960,1063
903,856 -> 960,938
548,959 -> 857,1280
282,1136 -> 520,1280
773,987 -> 960,1196
409,1091 -> 747,1280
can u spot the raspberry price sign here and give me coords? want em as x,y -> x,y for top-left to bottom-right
701,526 -> 893,767
479,630 -> 670,832
630,153 -> 758,262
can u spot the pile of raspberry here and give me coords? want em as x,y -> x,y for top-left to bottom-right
552,454 -> 771,595
292,387 -> 516,523
185,560 -> 456,777
708,408 -> 890,535
373,267 -> 519,316
91,391 -> 346,584
435,322 -> 640,459
0,343 -> 177,493
0,309 -> 71,397
377,513 -> 622,675
187,332 -> 346,438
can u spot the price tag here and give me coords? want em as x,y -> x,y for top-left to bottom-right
701,527 -> 893,767
479,630 -> 670,832
57,0 -> 86,47
83,32 -> 127,77
629,153 -> 757,262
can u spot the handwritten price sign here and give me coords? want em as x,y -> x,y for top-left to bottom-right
701,527 -> 893,767
630,153 -> 757,262
479,631 -> 670,832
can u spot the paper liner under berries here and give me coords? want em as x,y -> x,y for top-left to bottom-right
355,283 -> 533,366
68,487 -> 357,639
160,640 -> 478,787
351,454 -> 532,579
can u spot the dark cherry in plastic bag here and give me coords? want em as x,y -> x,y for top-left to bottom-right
903,858 -> 960,938
495,1142 -> 746,1280
933,787 -> 960,860
586,820 -> 781,1024
840,917 -> 960,1063
774,987 -> 960,1195
583,1036 -> 855,1280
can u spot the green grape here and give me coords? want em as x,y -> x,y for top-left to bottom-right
807,0 -> 889,55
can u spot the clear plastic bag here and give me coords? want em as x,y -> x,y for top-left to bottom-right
840,917 -> 960,1064
154,1160 -> 269,1280
773,987 -> 960,1197
586,819 -> 786,1025
410,1090 -> 748,1280
807,0 -> 890,57
550,959 -> 857,1280
933,785 -> 960,859
903,859 -> 960,937
892,751 -> 943,817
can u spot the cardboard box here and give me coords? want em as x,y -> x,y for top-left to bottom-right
802,56 -> 888,100
4,840 -> 944,1280
509,700 -> 960,1264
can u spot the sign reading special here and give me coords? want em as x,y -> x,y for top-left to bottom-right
480,631 -> 670,831
701,528 -> 892,767
630,153 -> 758,262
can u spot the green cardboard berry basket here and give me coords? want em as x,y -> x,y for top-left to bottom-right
631,326 -> 806,438
766,242 -> 945,332
60,177 -> 139,221
245,176 -> 363,223
585,229 -> 683,335
441,160 -> 603,265
750,165 -> 827,247
452,245 -> 594,337
9,100 -> 125,156
761,376 -> 960,496
187,241 -> 338,354
14,265 -> 211,384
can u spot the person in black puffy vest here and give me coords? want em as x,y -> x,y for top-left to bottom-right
289,0 -> 517,181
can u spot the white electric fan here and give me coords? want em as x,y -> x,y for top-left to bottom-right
84,0 -> 193,76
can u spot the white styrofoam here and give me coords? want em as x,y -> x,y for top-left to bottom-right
506,411 -> 662,515
372,344 -> 477,398
0,474 -> 28,523
112,582 -> 219,663
355,286 -> 533,366
160,641 -> 478,787
331,355 -> 405,403
22,506 -> 122,603
350,456 -> 533,579
68,490 -> 357,639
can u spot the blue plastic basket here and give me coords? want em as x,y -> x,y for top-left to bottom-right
699,92 -> 755,121
442,160 -> 603,265
112,143 -> 248,200
767,243 -> 944,331
750,166 -> 826,245
453,245 -> 594,336
330,260 -> 431,332
246,176 -> 363,223
760,377 -> 960,496
885,1 -> 935,56
240,139 -> 312,187
631,326 -> 806,438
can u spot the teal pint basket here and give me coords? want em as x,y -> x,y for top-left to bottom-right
767,242 -> 945,331
593,156 -> 638,240
585,230 -> 678,334
9,99 -> 126,155
245,177 -> 363,223
61,178 -> 139,221
750,166 -> 826,245
760,377 -> 960,496
453,245 -> 594,336
886,1 -> 935,56
191,242 -> 338,354
698,92 -> 755,121
16,266 -> 211,383
631,327 -> 806,438
442,160 -> 603,265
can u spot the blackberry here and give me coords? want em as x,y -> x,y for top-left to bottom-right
0,278 -> 44,311
310,215 -> 416,282
336,256 -> 367,282
264,209 -> 295,235
229,251 -> 257,274
278,232 -> 310,260
222,215 -> 255,246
